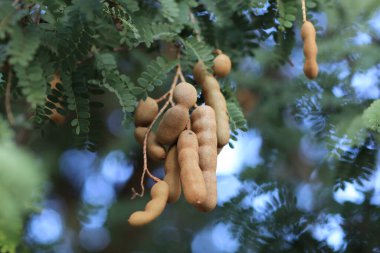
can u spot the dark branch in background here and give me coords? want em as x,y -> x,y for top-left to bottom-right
5,69 -> 15,126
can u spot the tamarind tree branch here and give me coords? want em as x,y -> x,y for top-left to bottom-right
5,69 -> 15,126
301,0 -> 307,22
131,64 -> 185,199
154,92 -> 170,103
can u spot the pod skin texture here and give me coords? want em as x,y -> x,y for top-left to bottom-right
193,61 -> 207,85
177,130 -> 207,206
301,21 -> 318,79
191,106 -> 218,212
128,181 -> 169,226
134,97 -> 159,126
156,105 -> 189,145
201,75 -> 230,148
213,53 -> 232,78
134,127 -> 166,160
164,146 -> 181,203
173,82 -> 198,109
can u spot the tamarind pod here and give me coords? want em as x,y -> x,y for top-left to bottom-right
128,181 -> 169,226
191,106 -> 218,211
164,146 -> 181,203
198,170 -> 217,212
156,105 -> 189,145
177,130 -> 207,206
193,61 -> 208,84
134,127 -> 166,160
201,75 -> 230,147
173,82 -> 198,109
134,97 -> 158,126
301,21 -> 316,40
213,53 -> 232,78
301,21 -> 318,79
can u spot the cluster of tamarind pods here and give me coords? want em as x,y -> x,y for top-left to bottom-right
128,50 -> 232,226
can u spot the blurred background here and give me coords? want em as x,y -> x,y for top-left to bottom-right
2,0 -> 380,252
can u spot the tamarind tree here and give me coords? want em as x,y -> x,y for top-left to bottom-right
1,0 -> 380,252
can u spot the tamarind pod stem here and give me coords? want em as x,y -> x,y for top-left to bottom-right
177,130 -> 207,206
164,146 -> 181,203
128,181 -> 169,226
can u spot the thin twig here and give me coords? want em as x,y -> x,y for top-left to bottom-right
178,70 -> 186,83
301,0 -> 307,23
155,91 -> 170,103
5,69 -> 15,126
131,65 -> 183,199
34,5 -> 41,24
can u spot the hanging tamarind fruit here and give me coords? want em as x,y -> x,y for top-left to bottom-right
128,180 -> 169,226
164,146 -> 181,203
134,127 -> 166,160
301,21 -> 318,79
156,105 -> 189,145
134,97 -> 158,127
191,106 -> 218,212
213,49 -> 232,78
173,82 -> 197,109
201,75 -> 230,148
193,61 -> 207,84
177,130 -> 207,206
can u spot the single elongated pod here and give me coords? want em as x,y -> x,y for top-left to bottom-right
177,130 -> 207,206
301,21 -> 318,79
134,97 -> 158,126
134,127 -> 166,160
156,105 -> 189,145
164,146 -> 181,203
193,61 -> 208,84
191,106 -> 218,212
201,75 -> 230,148
128,181 -> 169,226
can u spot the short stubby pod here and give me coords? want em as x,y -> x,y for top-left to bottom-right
173,82 -> 198,109
128,180 -> 169,226
213,52 -> 232,78
134,97 -> 158,126
156,105 -> 189,145
177,130 -> 207,206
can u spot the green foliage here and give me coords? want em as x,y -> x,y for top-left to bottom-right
276,0 -> 297,31
159,0 -> 179,22
227,101 -> 248,146
180,37 -> 214,69
90,52 -> 136,125
137,56 -> 178,94
363,99 -> 380,133
0,117 -> 44,253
